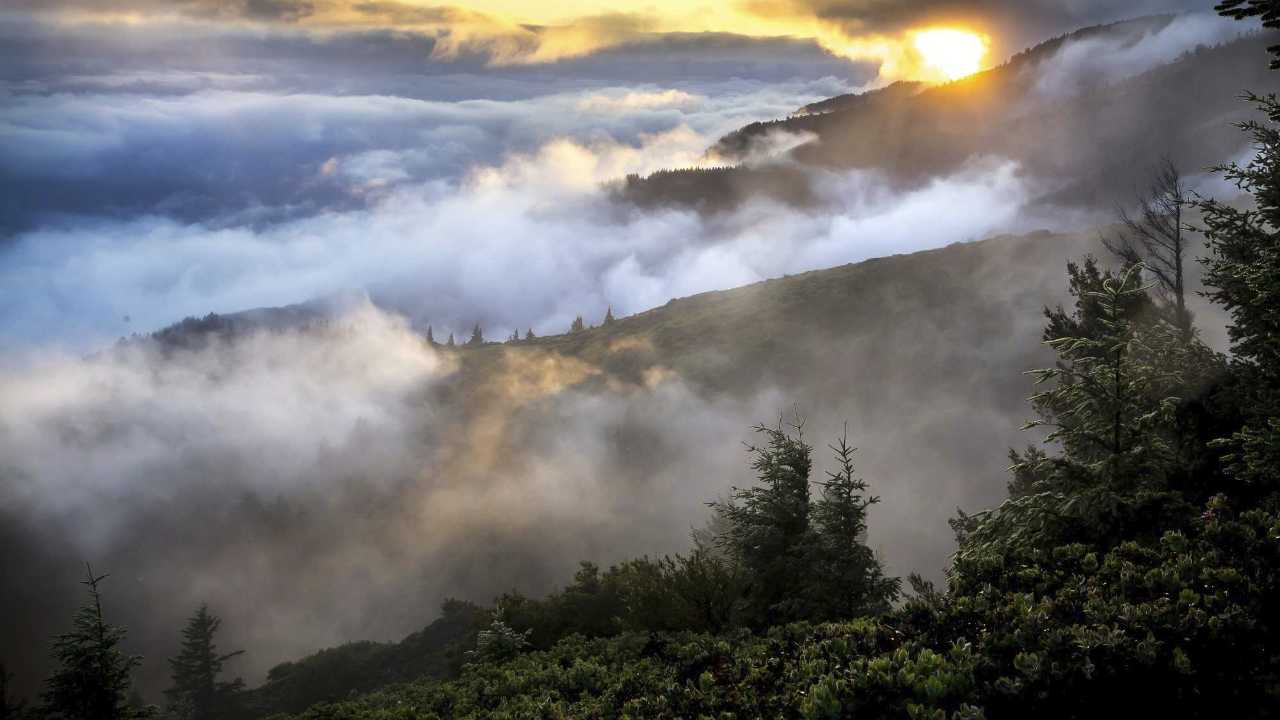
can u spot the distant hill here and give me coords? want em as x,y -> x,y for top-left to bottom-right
155,222 -> 1227,719
619,17 -> 1278,211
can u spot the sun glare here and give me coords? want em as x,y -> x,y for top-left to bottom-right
912,29 -> 988,81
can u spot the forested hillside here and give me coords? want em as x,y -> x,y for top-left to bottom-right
274,47 -> 1280,714
620,18 -> 1280,212
7,3 -> 1280,720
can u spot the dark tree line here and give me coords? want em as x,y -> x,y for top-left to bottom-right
6,568 -> 245,720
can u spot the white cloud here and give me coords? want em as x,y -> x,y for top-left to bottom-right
0,129 -> 1044,352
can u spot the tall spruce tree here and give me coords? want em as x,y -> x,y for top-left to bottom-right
808,427 -> 900,619
712,418 -> 814,625
1197,94 -> 1280,488
164,605 -> 244,720
570,316 -> 585,334
467,323 -> 484,346
1192,0 -> 1280,491
603,307 -> 615,325
42,565 -> 152,720
961,263 -> 1216,556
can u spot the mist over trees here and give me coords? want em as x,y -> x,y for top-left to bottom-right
1102,159 -> 1195,337
6,2 -> 1280,719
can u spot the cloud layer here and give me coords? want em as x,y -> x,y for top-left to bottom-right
2,0 -> 1224,78
0,1 -> 1262,704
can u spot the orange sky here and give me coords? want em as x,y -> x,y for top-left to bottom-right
43,0 -> 993,82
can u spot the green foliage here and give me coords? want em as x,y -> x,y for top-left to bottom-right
961,261 -> 1224,559
465,615 -> 530,665
809,427 -> 901,619
274,492 -> 1280,720
41,566 -> 153,720
712,418 -> 817,625
66,19 -> 1280,717
1198,92 -> 1280,489
164,605 -> 244,720
711,418 -> 899,626
242,600 -> 487,718
570,316 -> 585,334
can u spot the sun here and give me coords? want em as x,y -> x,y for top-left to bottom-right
912,29 -> 988,81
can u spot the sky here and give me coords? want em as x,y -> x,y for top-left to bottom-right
0,0 -> 1238,352
0,0 -> 1266,700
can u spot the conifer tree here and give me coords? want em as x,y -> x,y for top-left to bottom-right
962,263 -> 1215,556
570,316 -> 585,334
426,326 -> 436,346
446,333 -> 455,348
164,605 -> 244,720
42,565 -> 152,720
466,609 -> 530,665
468,323 -> 484,346
712,417 -> 814,625
603,307 -> 615,325
1197,92 -> 1280,488
808,427 -> 900,618
508,330 -> 519,343
525,328 -> 536,341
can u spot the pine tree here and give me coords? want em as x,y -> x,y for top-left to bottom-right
466,609 -> 530,665
42,565 -> 152,720
525,328 -> 536,341
446,333 -> 455,348
508,330 -> 519,343
961,263 -> 1214,557
164,605 -> 244,720
808,426 -> 900,618
426,326 -> 436,346
1029,264 -> 1181,479
468,323 -> 484,346
1197,92 -> 1280,488
711,416 -> 814,625
603,307 -> 615,326
570,316 -> 585,334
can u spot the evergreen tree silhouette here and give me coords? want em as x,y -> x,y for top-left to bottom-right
42,565 -> 153,720
164,605 -> 244,720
